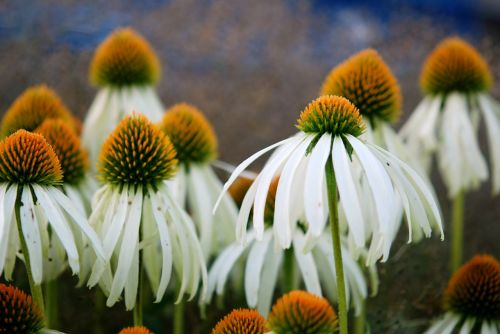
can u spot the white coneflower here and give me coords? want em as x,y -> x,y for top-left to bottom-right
87,114 -> 207,321
83,27 -> 164,163
400,37 -> 500,271
215,95 -> 442,333
159,103 -> 238,258
207,178 -> 368,317
425,255 -> 500,334
0,130 -> 104,313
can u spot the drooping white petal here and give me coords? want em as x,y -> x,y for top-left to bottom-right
211,160 -> 259,180
245,231 -> 273,307
214,137 -> 298,213
459,317 -> 475,334
124,244 -> 140,310
141,192 -> 161,294
332,136 -> 365,246
256,247 -> 283,317
235,178 -> 259,243
292,233 -> 321,296
424,313 -> 458,334
478,94 -> 500,194
82,88 -> 113,162
0,185 -> 16,274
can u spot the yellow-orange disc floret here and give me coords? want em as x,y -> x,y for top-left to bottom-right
90,27 -> 161,87
444,254 -> 500,320
0,85 -> 75,138
420,37 -> 492,95
297,95 -> 365,137
268,290 -> 338,334
0,283 -> 44,334
321,49 -> 402,123
0,130 -> 62,186
160,103 -> 218,164
212,309 -> 266,334
98,114 -> 177,187
35,119 -> 89,185
229,176 -> 254,208
118,326 -> 154,334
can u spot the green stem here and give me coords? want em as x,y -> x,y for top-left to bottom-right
354,298 -> 366,334
325,157 -> 348,334
173,300 -> 185,334
133,265 -> 144,326
15,189 -> 45,315
94,289 -> 105,334
283,248 -> 295,293
450,191 -> 465,273
44,280 -> 59,329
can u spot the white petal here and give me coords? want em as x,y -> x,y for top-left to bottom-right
0,185 -> 16,274
478,94 -> 500,194
124,244 -> 139,310
235,178 -> 259,242
293,234 -> 321,296
332,136 -> 365,246
256,247 -> 283,317
245,231 -> 272,307
141,192 -> 161,294
100,189 -> 129,259
459,318 -> 475,334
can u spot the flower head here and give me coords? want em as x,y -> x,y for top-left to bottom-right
98,113 -> 177,187
444,255 -> 500,320
90,27 -> 161,87
0,284 -> 44,334
0,130 -> 62,186
420,37 -> 492,95
212,309 -> 266,334
1,85 -> 74,138
118,326 -> 153,334
321,49 -> 401,123
297,95 -> 364,137
268,291 -> 338,334
160,103 -> 218,164
35,119 -> 88,185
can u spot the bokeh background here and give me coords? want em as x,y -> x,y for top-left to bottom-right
0,0 -> 498,333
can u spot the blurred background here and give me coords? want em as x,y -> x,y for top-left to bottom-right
0,0 -> 498,333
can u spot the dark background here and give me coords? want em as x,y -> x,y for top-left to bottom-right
0,0 -> 498,333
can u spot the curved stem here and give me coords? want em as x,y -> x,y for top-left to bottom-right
15,189 -> 45,314
44,280 -> 59,329
325,157 -> 348,334
173,300 -> 185,334
450,191 -> 465,273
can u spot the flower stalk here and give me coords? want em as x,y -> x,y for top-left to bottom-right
451,191 -> 465,273
173,300 -> 185,334
44,280 -> 59,329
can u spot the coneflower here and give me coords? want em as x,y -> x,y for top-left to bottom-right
87,114 -> 207,326
400,37 -> 500,271
215,95 -> 442,333
0,283 -> 44,334
425,255 -> 500,334
0,85 -> 77,138
212,309 -> 266,334
267,290 -> 338,334
83,27 -> 164,163
118,326 -> 154,334
160,103 -> 238,258
0,130 -> 104,313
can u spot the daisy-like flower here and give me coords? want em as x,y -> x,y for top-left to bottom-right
118,326 -> 154,334
212,309 -> 266,334
207,177 -> 368,317
267,290 -> 338,334
0,131 -> 104,304
87,114 -> 207,312
159,103 -> 238,257
0,85 -> 77,138
425,255 -> 500,334
83,27 -> 164,163
400,37 -> 500,197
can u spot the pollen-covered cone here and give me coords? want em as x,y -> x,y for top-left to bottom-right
425,255 -> 500,334
0,283 -> 44,334
83,27 -> 164,164
160,103 -> 238,259
88,113 -> 207,310
0,130 -> 104,284
0,85 -> 76,138
118,326 -> 154,334
267,291 -> 338,334
400,37 -> 500,196
212,309 -> 267,334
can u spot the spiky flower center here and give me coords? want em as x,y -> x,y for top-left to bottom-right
212,309 -> 266,334
420,37 -> 492,95
1,85 -> 75,138
229,176 -> 254,208
0,283 -> 44,333
321,49 -> 402,123
35,119 -> 88,185
90,27 -> 161,87
444,255 -> 500,320
118,326 -> 153,334
268,290 -> 338,334
297,95 -> 364,137
160,103 -> 218,164
0,130 -> 62,186
99,113 -> 177,187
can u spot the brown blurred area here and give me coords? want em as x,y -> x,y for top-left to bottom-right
0,0 -> 498,333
